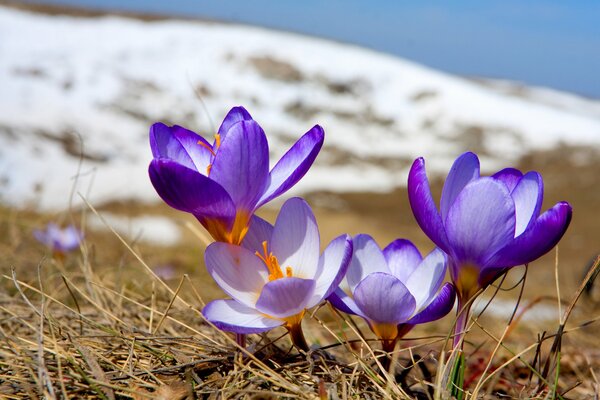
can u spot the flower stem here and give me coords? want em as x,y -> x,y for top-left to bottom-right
453,297 -> 472,349
235,333 -> 246,348
288,322 -> 309,352
448,297 -> 471,398
380,338 -> 398,372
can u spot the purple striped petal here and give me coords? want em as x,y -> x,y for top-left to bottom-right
353,273 -> 416,324
405,248 -> 447,311
149,159 -> 235,223
407,283 -> 456,324
256,277 -> 316,319
150,122 -> 212,173
203,299 -> 283,334
492,168 -> 523,192
205,243 -> 269,308
241,215 -> 274,253
257,125 -> 324,207
308,234 -> 353,308
327,288 -> 365,317
484,201 -> 572,269
511,171 -> 543,236
210,120 -> 269,211
408,158 -> 450,252
445,178 -> 516,266
440,152 -> 480,221
346,234 -> 389,292
271,198 -> 320,279
383,239 -> 423,282
217,106 -> 253,139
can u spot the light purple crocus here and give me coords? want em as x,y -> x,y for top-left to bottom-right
408,152 -> 572,346
149,106 -> 324,245
34,223 -> 82,257
202,197 -> 352,350
329,235 -> 455,352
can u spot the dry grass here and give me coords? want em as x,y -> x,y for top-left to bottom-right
2,197 -> 600,399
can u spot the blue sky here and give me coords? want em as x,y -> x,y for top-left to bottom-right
27,0 -> 600,98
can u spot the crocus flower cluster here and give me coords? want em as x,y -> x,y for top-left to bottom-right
148,106 -> 572,369
408,152 -> 572,345
34,223 -> 82,258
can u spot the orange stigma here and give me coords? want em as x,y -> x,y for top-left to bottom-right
255,241 -> 293,281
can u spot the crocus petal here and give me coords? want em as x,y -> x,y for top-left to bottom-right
440,152 -> 480,222
484,201 -> 572,270
445,178 -> 516,266
149,159 -> 236,223
383,239 -> 423,282
407,283 -> 456,324
203,299 -> 283,334
271,198 -> 320,279
255,277 -> 316,319
327,288 -> 366,317
150,122 -> 212,173
307,234 -> 353,308
217,106 -> 253,139
61,226 -> 82,250
511,171 -> 543,236
33,229 -> 50,247
346,234 -> 389,292
205,243 -> 269,308
405,248 -> 448,311
492,168 -> 523,193
257,125 -> 325,207
353,273 -> 416,324
241,215 -> 274,253
209,120 -> 269,211
408,158 -> 450,252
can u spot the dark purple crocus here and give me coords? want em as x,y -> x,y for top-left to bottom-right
202,197 -> 352,351
408,152 -> 572,346
148,106 -> 324,245
329,235 -> 455,352
34,223 -> 82,257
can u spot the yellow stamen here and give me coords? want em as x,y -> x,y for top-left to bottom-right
198,133 -> 222,176
197,140 -> 216,157
255,241 -> 293,281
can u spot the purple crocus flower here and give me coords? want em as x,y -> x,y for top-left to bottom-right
202,197 -> 352,350
329,235 -> 455,352
149,106 -> 324,245
408,152 -> 572,346
34,223 -> 82,256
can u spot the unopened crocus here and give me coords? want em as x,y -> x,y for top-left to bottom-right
329,235 -> 455,353
408,152 -> 572,347
34,223 -> 82,258
149,106 -> 324,245
202,197 -> 352,350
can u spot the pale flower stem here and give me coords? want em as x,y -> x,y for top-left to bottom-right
453,298 -> 472,349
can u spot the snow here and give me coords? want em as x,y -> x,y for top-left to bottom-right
0,6 -> 599,210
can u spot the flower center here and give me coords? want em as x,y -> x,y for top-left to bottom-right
255,241 -> 293,281
197,133 -> 221,175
